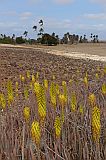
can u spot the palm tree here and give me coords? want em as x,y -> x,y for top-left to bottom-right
12,34 -> 15,39
56,35 -> 59,44
4,34 -> 6,39
12,34 -> 15,44
63,33 -> 68,44
75,35 -> 79,44
90,33 -> 93,42
38,28 -> 44,36
39,19 -> 43,26
33,25 -> 37,40
79,36 -> 83,43
90,33 -> 93,38
23,31 -> 28,37
52,32 -> 55,37
33,25 -> 37,31
83,34 -> 86,43
93,35 -> 96,43
0,34 -> 3,38
96,35 -> 99,42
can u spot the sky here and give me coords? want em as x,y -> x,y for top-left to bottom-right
0,0 -> 106,40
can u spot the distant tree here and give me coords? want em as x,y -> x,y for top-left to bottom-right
90,33 -> 93,39
56,35 -> 59,44
96,35 -> 99,43
84,34 -> 86,39
0,34 -> 3,38
75,35 -> 79,44
39,19 -> 43,26
33,25 -> 37,40
12,34 -> 15,39
72,34 -> 76,44
23,31 -> 28,38
38,28 -> 44,38
33,25 -> 37,31
66,32 -> 70,43
63,34 -> 68,44
12,34 -> 15,44
83,34 -> 87,43
38,20 -> 44,38
4,34 -> 6,39
93,35 -> 96,43
40,33 -> 58,46
52,32 -> 55,37
90,33 -> 93,42
79,36 -> 83,43
39,28 -> 44,34
16,36 -> 25,44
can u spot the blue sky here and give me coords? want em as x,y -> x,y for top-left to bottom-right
0,0 -> 106,39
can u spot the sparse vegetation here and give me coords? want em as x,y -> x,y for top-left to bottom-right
0,47 -> 106,160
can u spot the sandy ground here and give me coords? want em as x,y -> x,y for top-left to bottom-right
0,43 -> 106,62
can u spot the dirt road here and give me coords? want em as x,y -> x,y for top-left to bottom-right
0,43 -> 106,62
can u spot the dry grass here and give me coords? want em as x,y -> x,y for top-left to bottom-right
0,47 -> 106,160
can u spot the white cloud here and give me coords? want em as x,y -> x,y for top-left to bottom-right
28,0 -> 74,5
20,12 -> 32,20
54,0 -> 74,4
28,0 -> 42,4
78,23 -> 106,31
0,22 -> 18,28
90,0 -> 106,4
84,13 -> 106,20
0,11 -> 17,16
44,18 -> 72,29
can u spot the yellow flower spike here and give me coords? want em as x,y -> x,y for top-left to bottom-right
85,71 -> 88,77
34,82 -> 40,95
101,83 -> 106,95
88,93 -> 96,107
30,82 -> 33,90
69,79 -> 73,85
21,76 -> 25,82
79,105 -> 84,114
19,74 -> 22,80
31,121 -> 41,145
84,76 -> 88,87
7,80 -> 14,106
59,94 -> 67,107
56,84 -> 60,95
24,86 -> 29,100
19,63 -> 22,67
16,81 -> 18,87
50,82 -> 56,108
71,92 -> 77,112
23,106 -> 30,121
53,75 -> 55,80
0,93 -> 6,109
54,116 -> 62,138
32,75 -> 35,83
104,66 -> 106,74
95,73 -> 99,79
44,79 -> 48,90
36,85 -> 46,121
62,81 -> 66,86
97,66 -> 100,72
101,71 -> 104,78
15,82 -> 19,97
26,70 -> 30,79
77,69 -> 79,73
36,72 -> 39,80
91,106 -> 101,142
62,81 -> 67,103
